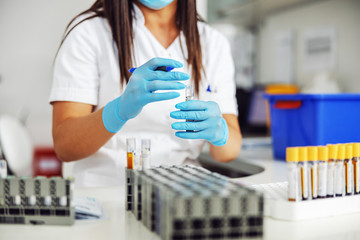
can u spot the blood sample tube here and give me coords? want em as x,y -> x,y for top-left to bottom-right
327,144 -> 337,198
286,147 -> 301,202
317,146 -> 328,199
352,143 -> 360,194
299,147 -> 310,200
127,138 -> 136,169
344,144 -> 354,195
334,144 -> 345,197
308,146 -> 318,199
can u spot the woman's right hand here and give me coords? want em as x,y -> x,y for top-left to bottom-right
118,58 -> 189,121
102,57 -> 190,133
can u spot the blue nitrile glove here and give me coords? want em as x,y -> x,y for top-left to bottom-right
102,58 -> 190,133
170,100 -> 229,146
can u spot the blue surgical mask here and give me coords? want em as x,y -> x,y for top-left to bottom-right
138,0 -> 174,10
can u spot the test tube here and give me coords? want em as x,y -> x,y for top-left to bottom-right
308,146 -> 318,199
317,146 -> 328,199
327,144 -> 337,198
127,138 -> 136,170
334,144 -> 345,197
185,85 -> 195,133
185,84 -> 194,101
286,147 -> 301,202
299,147 -> 310,200
134,150 -> 141,171
352,143 -> 360,194
0,160 -> 7,178
141,139 -> 151,170
344,144 -> 354,195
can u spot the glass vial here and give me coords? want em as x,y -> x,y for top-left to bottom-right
352,143 -> 360,194
317,146 -> 328,199
327,144 -> 337,198
185,84 -> 194,101
286,147 -> 301,202
299,147 -> 310,200
127,138 -> 136,170
308,146 -> 318,199
344,144 -> 354,195
185,84 -> 195,133
334,144 -> 345,197
141,139 -> 151,170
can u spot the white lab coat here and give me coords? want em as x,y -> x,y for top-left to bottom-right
49,5 -> 238,187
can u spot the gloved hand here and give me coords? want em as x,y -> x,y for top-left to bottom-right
170,100 -> 229,146
103,58 -> 190,133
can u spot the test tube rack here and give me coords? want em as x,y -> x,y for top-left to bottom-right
0,176 -> 74,225
126,165 -> 264,240
253,182 -> 360,221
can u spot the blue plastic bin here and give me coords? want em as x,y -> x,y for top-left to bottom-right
264,94 -> 360,160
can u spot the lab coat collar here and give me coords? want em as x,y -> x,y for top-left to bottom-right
133,3 -> 146,26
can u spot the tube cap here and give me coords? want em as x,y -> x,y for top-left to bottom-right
286,147 -> 299,162
317,146 -> 328,161
345,144 -> 353,159
352,143 -> 360,158
327,144 -> 338,160
337,144 -> 345,160
307,146 -> 317,161
299,147 -> 308,161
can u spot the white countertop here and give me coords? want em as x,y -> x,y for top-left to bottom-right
1,141 -> 360,240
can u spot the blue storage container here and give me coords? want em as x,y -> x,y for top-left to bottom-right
264,94 -> 360,160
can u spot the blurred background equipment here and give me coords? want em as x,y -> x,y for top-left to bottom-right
208,0 -> 360,140
33,147 -> 62,178
0,115 -> 33,176
264,93 -> 360,159
0,115 -> 61,177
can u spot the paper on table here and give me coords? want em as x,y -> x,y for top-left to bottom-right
73,197 -> 106,220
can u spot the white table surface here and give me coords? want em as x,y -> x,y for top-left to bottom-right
2,141 -> 360,240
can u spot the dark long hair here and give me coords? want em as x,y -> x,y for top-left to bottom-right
58,0 -> 203,95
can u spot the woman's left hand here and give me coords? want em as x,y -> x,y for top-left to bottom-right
170,100 -> 229,146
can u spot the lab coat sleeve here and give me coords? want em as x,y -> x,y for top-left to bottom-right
205,31 -> 238,116
49,19 -> 100,106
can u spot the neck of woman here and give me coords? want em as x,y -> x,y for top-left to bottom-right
136,1 -> 179,49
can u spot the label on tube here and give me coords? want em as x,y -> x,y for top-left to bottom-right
334,162 -> 344,196
301,164 -> 309,200
345,161 -> 353,195
355,160 -> 360,193
318,162 -> 327,197
288,163 -> 299,201
327,161 -> 335,197
311,163 -> 318,198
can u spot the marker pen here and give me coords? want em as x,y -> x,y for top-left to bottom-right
129,66 -> 174,73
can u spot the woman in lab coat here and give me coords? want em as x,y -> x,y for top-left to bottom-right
50,0 -> 242,187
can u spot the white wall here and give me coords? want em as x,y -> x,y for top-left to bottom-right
197,0 -> 208,20
258,0 -> 360,92
0,0 -> 95,146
